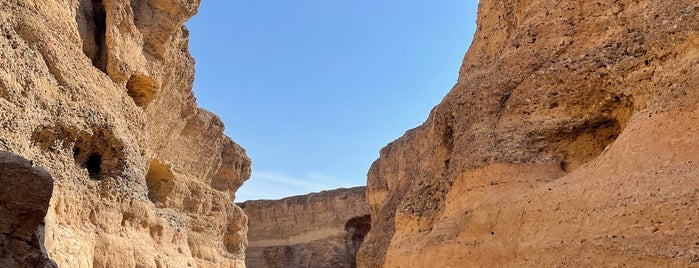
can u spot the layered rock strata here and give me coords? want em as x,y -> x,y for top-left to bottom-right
0,0 -> 251,267
242,187 -> 370,268
358,0 -> 699,267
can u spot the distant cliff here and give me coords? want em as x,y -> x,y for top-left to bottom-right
358,0 -> 699,267
242,187 -> 370,268
0,0 -> 250,266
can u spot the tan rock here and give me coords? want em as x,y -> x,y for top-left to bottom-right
0,0 -> 250,267
0,151 -> 57,268
358,0 -> 699,267
242,187 -> 370,268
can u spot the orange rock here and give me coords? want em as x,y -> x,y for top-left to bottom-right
358,0 -> 699,267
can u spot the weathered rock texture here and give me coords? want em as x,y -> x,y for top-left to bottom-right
0,0 -> 251,267
242,187 -> 370,268
358,0 -> 699,267
0,151 -> 57,268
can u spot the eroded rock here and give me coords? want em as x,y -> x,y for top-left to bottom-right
242,187 -> 370,268
0,0 -> 250,267
358,0 -> 699,267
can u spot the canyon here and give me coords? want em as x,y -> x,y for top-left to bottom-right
1,0 -> 698,267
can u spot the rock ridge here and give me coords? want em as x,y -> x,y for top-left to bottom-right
1,0 -> 251,266
242,187 -> 370,268
358,0 -> 699,267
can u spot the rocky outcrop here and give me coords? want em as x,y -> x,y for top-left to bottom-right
242,187 -> 370,268
0,151 -> 57,268
0,0 -> 250,267
359,0 -> 699,267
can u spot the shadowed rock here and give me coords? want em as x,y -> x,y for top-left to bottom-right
242,187 -> 370,268
0,151 -> 57,268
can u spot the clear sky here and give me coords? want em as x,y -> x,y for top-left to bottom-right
186,1 -> 479,201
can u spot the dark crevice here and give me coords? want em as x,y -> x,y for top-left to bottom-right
85,154 -> 102,179
443,124 -> 454,152
91,0 -> 106,71
77,0 -> 107,72
345,214 -> 372,268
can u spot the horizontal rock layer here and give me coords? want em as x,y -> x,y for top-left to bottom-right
358,0 -> 699,267
242,187 -> 370,268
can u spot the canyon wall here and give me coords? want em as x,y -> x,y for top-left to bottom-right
358,0 -> 699,267
242,187 -> 370,268
0,0 -> 251,267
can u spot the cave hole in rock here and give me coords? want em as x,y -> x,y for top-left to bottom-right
77,0 -> 107,71
32,125 -> 125,180
126,73 -> 159,108
73,144 -> 106,180
544,94 -> 634,172
85,153 -> 102,178
65,127 -> 125,180
345,214 -> 371,266
146,158 -> 174,204
554,118 -> 624,172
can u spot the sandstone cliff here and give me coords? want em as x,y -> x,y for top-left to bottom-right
358,0 -> 699,267
0,0 -> 251,267
242,187 -> 370,268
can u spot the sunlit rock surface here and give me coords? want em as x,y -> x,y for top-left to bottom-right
358,1 -> 699,267
0,0 -> 251,266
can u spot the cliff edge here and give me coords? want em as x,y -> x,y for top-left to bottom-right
242,187 -> 370,268
0,0 -> 251,267
359,1 -> 698,267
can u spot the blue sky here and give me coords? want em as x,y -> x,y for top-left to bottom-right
187,1 -> 478,201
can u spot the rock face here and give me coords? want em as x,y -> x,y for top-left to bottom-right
242,187 -> 370,268
0,151 -> 57,268
358,0 -> 699,267
0,0 -> 251,267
